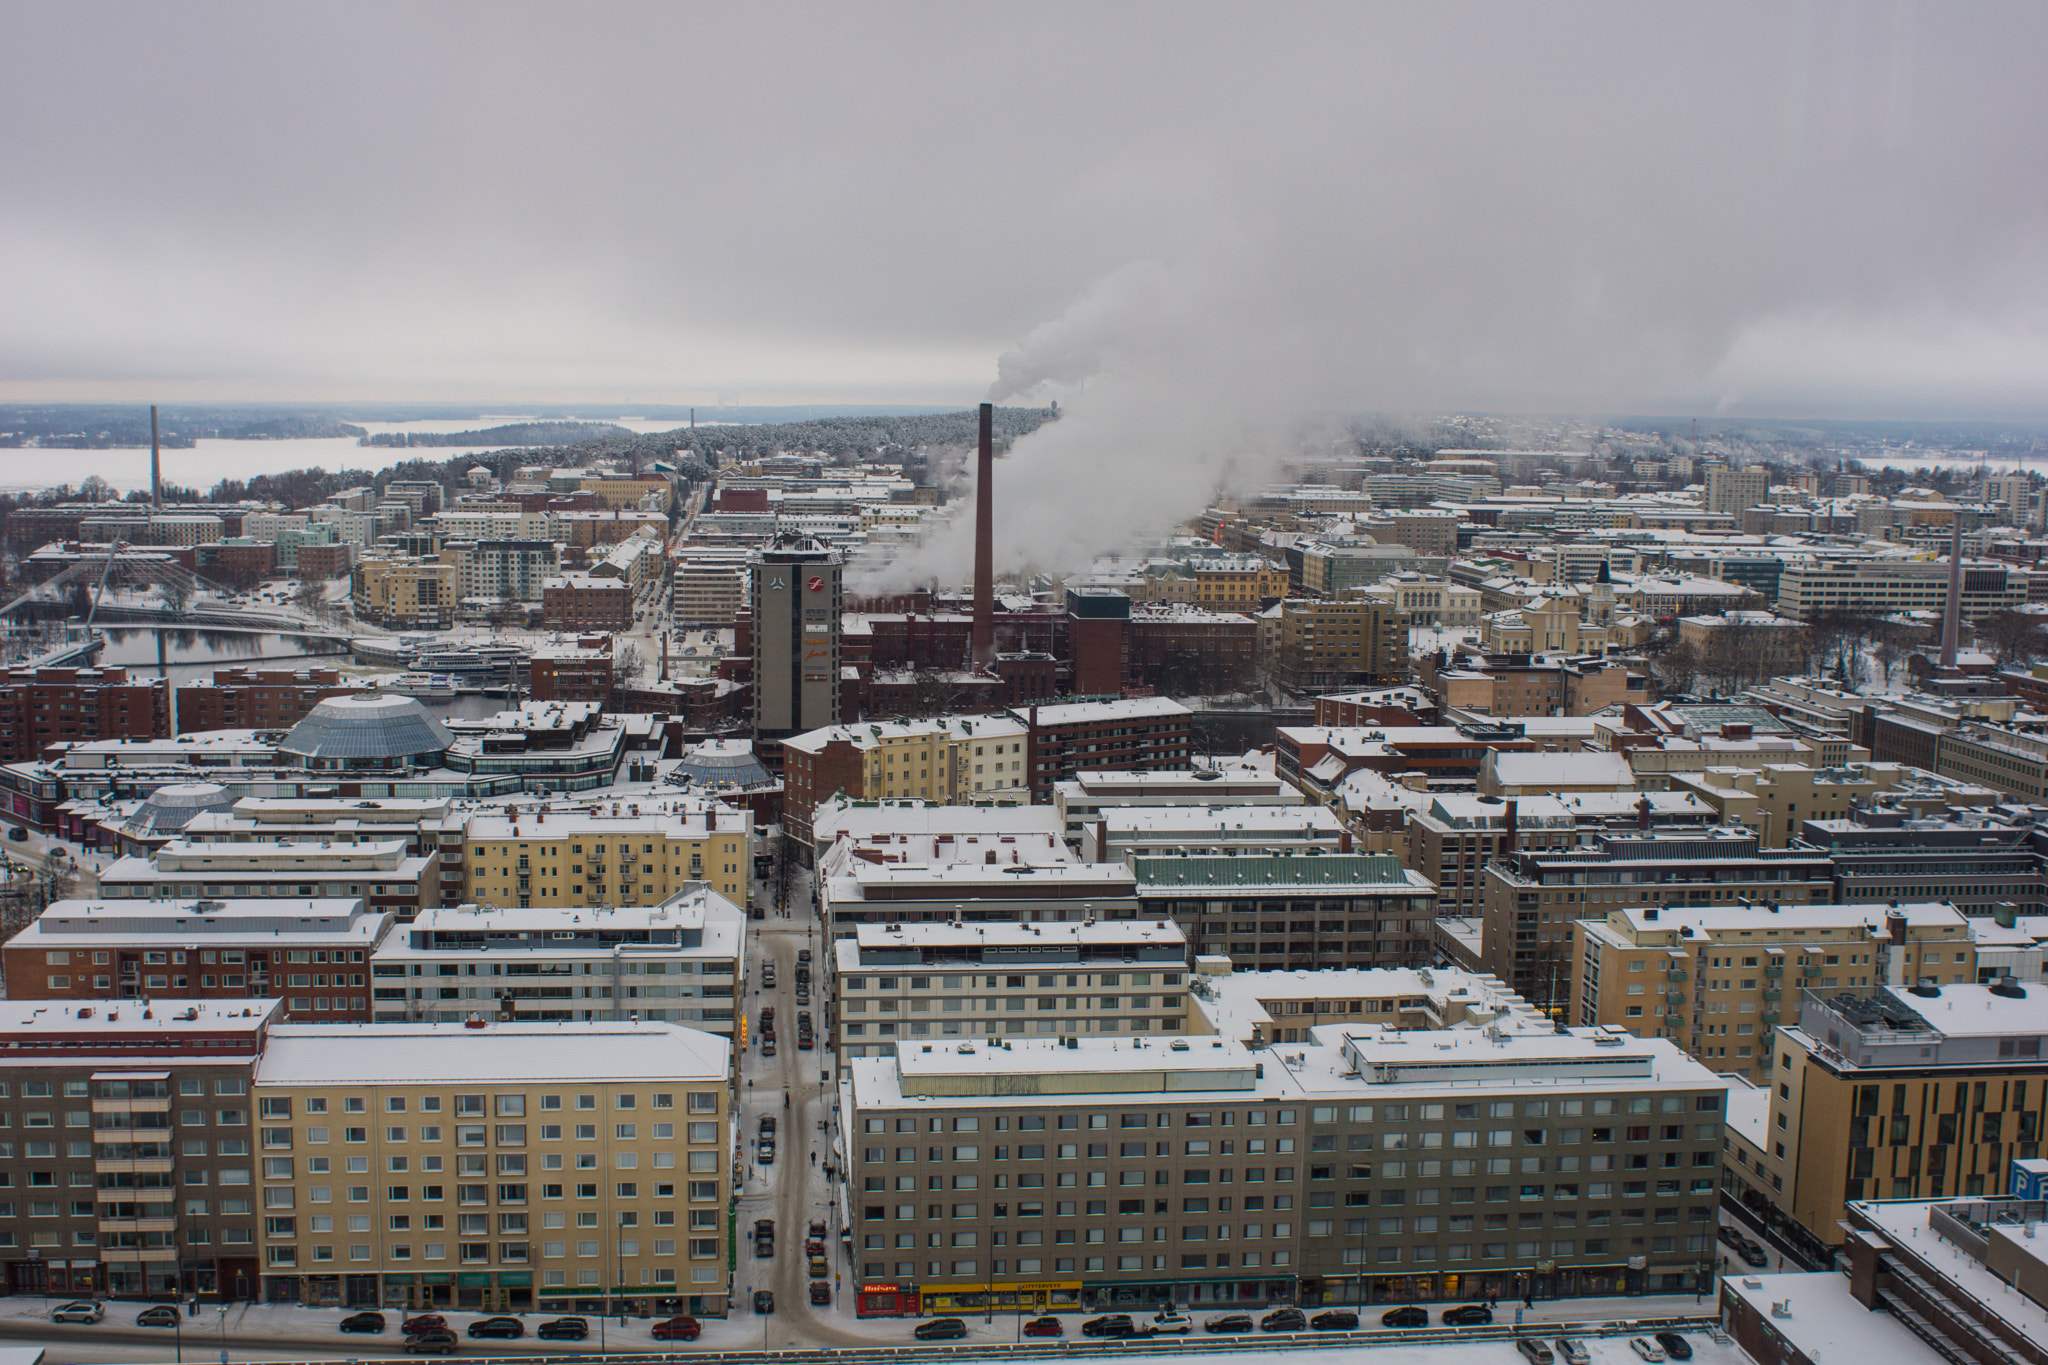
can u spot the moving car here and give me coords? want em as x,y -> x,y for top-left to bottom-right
1023,1316 -> 1064,1337
1310,1310 -> 1360,1331
1382,1306 -> 1428,1328
1442,1304 -> 1495,1326
1204,1314 -> 1255,1334
759,1115 -> 776,1135
1259,1307 -> 1307,1332
51,1302 -> 103,1324
651,1316 -> 701,1341
810,1219 -> 827,1238
759,1138 -> 776,1163
537,1318 -> 589,1341
1654,1332 -> 1694,1361
755,1290 -> 775,1314
1629,1338 -> 1667,1362
1084,1314 -> 1136,1338
402,1315 -> 447,1335
798,1031 -> 814,1051
1148,1310 -> 1195,1334
341,1312 -> 387,1333
467,1317 -> 524,1339
1739,1242 -> 1770,1268
1518,1338 -> 1556,1365
137,1306 -> 182,1328
810,1283 -> 832,1306
915,1318 -> 968,1340
1557,1338 -> 1592,1365
404,1329 -> 458,1355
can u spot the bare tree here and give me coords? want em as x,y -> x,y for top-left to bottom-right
904,670 -> 964,716
1872,619 -> 1913,686
1650,639 -> 1700,697
1974,609 -> 2047,666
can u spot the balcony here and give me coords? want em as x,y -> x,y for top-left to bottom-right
1763,965 -> 1784,978
97,1217 -> 177,1235
1762,988 -> 1782,1001
94,1156 -> 173,1175
1665,969 -> 1688,982
1760,1011 -> 1781,1026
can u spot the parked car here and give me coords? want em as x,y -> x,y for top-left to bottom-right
650,1316 -> 701,1341
404,1329 -> 458,1355
1629,1338 -> 1667,1362
798,1033 -> 814,1050
1311,1310 -> 1360,1330
1442,1305 -> 1495,1326
1084,1314 -> 1137,1337
1716,1225 -> 1742,1248
1149,1310 -> 1195,1334
50,1302 -> 103,1324
341,1312 -> 387,1333
809,1255 -> 829,1278
1204,1314 -> 1255,1334
467,1317 -> 524,1339
916,1318 -> 969,1340
1260,1307 -> 1307,1332
1557,1338 -> 1592,1365
798,948 -> 812,963
1024,1316 -> 1064,1337
761,1038 -> 776,1056
1518,1338 -> 1557,1365
810,1282 -> 832,1306
1654,1333 -> 1694,1361
537,1318 -> 589,1341
755,1290 -> 775,1314
401,1314 -> 447,1335
1382,1306 -> 1429,1328
137,1306 -> 182,1328
7,826 -> 27,842
809,1219 -> 827,1238
759,1115 -> 776,1135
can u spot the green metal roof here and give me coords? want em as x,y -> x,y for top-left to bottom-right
1130,853 -> 1412,890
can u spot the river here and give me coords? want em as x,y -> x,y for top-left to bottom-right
96,627 -> 513,720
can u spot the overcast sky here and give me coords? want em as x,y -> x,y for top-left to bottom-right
3,1 -> 2045,421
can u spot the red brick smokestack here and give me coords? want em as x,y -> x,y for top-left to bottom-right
1500,800 -> 1518,854
1940,515 -> 1963,669
972,402 -> 995,666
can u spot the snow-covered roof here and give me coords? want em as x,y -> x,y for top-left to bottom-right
253,1021 -> 728,1086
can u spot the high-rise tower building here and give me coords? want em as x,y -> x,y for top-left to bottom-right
749,535 -> 842,741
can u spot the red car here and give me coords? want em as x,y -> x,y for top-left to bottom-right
1024,1316 -> 1064,1337
651,1316 -> 702,1341
810,1282 -> 831,1305
401,1315 -> 447,1336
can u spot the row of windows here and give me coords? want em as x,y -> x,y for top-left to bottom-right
258,1092 -> 716,1117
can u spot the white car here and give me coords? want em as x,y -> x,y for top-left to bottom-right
1148,1311 -> 1195,1335
1630,1338 -> 1667,1362
51,1301 -> 104,1324
1557,1339 -> 1591,1365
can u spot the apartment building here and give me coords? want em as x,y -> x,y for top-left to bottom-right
462,803 -> 751,910
1185,556 -> 1290,608
351,557 -> 457,629
1091,805 -> 1347,863
174,796 -> 467,911
841,1024 -> 1726,1317
1674,761 -> 1995,849
0,999 -> 281,1301
781,714 -> 1030,848
1019,698 -> 1194,803
1704,467 -> 1768,517
833,919 -> 1191,1065
1051,766 -> 1304,850
2,897 -> 393,1022
1934,722 -> 2048,803
1569,902 -> 1977,1083
173,668 -> 366,736
455,540 -> 560,603
1404,792 -> 1713,919
98,838 -> 441,922
250,1021 -> 729,1314
671,548 -> 748,628
1481,828 -> 1836,1013
0,665 -> 170,766
1802,810 -> 2048,916
1265,599 -> 1408,695
1190,963 -> 1549,1047
1130,853 -> 1438,971
369,888 -> 743,1036
1748,983 -> 2048,1249
542,574 -> 633,630
815,802 -> 1139,935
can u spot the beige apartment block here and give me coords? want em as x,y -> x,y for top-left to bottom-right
252,1022 -> 730,1316
463,805 -> 751,909
1569,902 -> 1976,1083
1190,962 -> 1549,1046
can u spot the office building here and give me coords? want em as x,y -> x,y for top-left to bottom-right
97,837 -> 440,924
173,668 -> 366,736
1019,698 -> 1193,803
1130,853 -> 1438,972
1051,766 -> 1305,851
749,537 -> 842,742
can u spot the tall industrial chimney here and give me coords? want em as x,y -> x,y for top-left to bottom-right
1940,515 -> 1963,668
149,405 -> 162,511
972,401 -> 994,666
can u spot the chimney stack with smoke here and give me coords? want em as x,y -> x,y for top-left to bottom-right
972,402 -> 994,666
1941,515 -> 1963,669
